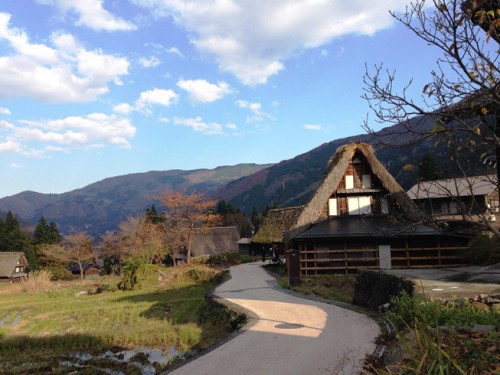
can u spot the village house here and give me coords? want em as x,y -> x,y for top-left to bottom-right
407,175 -> 499,229
253,143 -> 470,275
0,252 -> 29,282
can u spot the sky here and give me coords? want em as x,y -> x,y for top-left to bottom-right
0,0 -> 442,198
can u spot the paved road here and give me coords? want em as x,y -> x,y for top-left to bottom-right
170,262 -> 380,375
384,263 -> 500,299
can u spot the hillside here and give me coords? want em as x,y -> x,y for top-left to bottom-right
0,164 -> 272,235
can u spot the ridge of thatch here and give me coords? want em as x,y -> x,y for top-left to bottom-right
294,142 -> 428,230
190,226 -> 240,256
252,206 -> 304,244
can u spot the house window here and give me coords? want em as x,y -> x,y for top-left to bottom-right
348,196 -> 371,215
362,174 -> 371,189
345,175 -> 354,189
328,198 -> 338,216
441,202 -> 458,214
381,197 -> 389,214
15,266 -> 23,273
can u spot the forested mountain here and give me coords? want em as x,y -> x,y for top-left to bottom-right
0,164 -> 271,236
0,115 -> 493,237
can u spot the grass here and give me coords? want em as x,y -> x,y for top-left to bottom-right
0,261 -> 243,374
275,267 -> 356,304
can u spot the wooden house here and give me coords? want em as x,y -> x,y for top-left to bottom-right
0,252 -> 29,282
254,143 -> 469,275
407,175 -> 499,229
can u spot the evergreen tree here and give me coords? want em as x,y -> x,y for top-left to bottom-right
33,216 -> 49,245
145,204 -> 161,224
417,153 -> 443,182
251,207 -> 262,234
47,222 -> 62,244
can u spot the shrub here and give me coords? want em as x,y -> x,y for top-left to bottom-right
19,270 -> 54,294
352,270 -> 414,310
462,234 -> 500,265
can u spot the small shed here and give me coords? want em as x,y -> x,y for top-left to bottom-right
0,252 -> 29,282
237,238 -> 253,255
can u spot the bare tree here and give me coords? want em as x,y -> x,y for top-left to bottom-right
362,0 -> 500,235
39,231 -> 95,282
155,191 -> 221,263
104,215 -> 168,266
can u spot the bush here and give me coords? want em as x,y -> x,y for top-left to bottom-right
463,234 -> 500,265
352,270 -> 414,310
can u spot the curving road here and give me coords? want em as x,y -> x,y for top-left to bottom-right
170,262 -> 380,375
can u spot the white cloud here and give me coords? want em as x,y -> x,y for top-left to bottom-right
37,0 -> 136,31
173,117 -> 224,135
0,107 -> 11,115
0,14 -> 130,103
136,88 -> 179,109
139,56 -> 161,68
226,123 -> 237,130
113,103 -> 134,115
10,163 -> 23,169
235,99 -> 272,124
0,140 -> 22,153
0,113 -> 136,157
131,0 -> 409,85
177,79 -> 231,103
305,124 -> 322,131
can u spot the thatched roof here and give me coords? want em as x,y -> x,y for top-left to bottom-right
293,142 -> 427,232
252,206 -> 304,244
0,252 -> 28,278
253,142 -> 431,244
190,226 -> 240,256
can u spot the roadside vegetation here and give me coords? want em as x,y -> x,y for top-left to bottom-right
0,255 -> 248,374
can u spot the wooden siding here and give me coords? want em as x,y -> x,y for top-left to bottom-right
298,237 -> 468,275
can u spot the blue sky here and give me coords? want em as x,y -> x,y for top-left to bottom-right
0,0 -> 440,198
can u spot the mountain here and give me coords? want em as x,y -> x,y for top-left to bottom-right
0,164 -> 272,236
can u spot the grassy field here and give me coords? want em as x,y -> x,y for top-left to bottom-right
0,262 -> 244,374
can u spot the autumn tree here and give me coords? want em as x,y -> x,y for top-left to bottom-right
363,0 -> 500,234
156,191 -> 221,263
39,231 -> 95,282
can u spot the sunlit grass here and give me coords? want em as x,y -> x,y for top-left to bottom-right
0,263 -> 239,373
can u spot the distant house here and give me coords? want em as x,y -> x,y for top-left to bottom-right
237,238 -> 253,255
254,142 -> 470,274
0,252 -> 29,282
70,264 -> 101,279
407,175 -> 499,228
